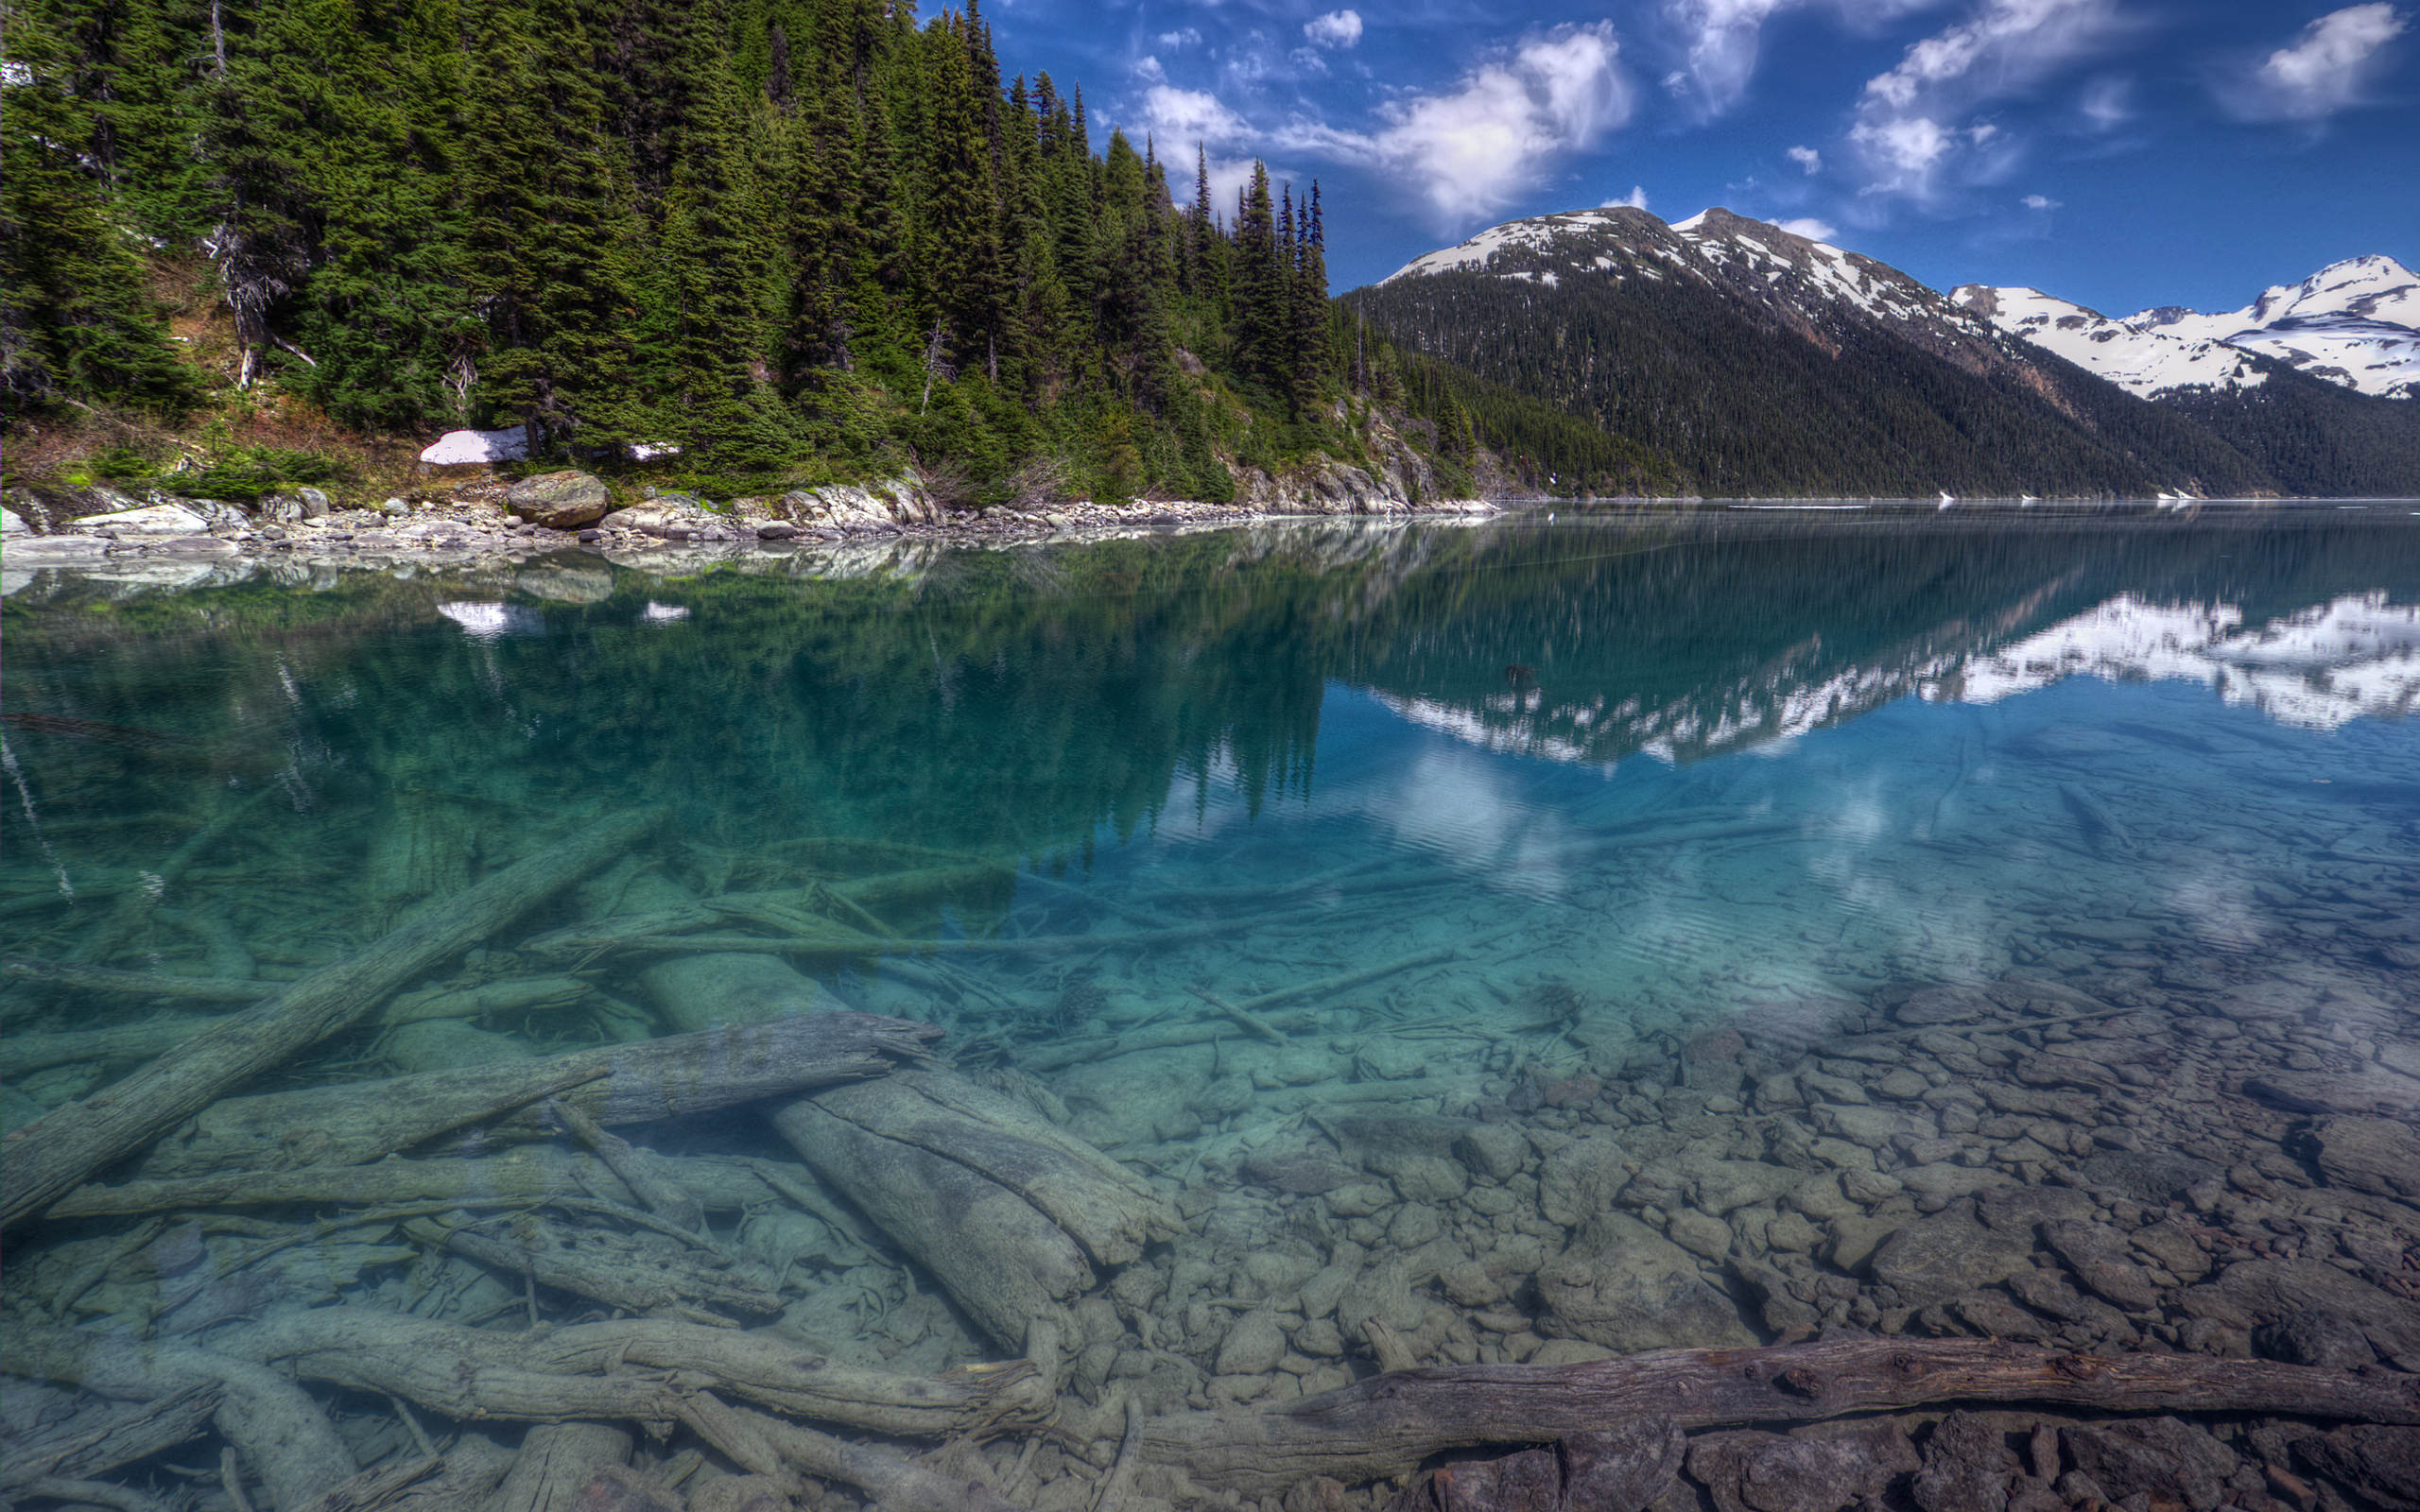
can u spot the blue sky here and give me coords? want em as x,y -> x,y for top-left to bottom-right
981,0 -> 2418,318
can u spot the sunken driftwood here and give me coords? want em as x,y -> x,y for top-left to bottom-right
207,1307 -> 1053,1440
771,1068 -> 1179,1350
398,1211 -> 779,1326
0,1384 -> 222,1496
0,808 -> 663,1229
45,1146 -> 805,1219
483,1425 -> 631,1512
131,1010 -> 941,1178
682,1393 -> 1026,1512
1140,1339 -> 2420,1493
0,975 -> 593,1076
7,1324 -> 359,1510
2,955 -> 279,1004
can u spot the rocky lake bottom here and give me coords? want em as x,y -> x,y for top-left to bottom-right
2,507 -> 2416,1512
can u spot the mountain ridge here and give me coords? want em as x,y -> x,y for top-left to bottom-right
1349,205 -> 2418,499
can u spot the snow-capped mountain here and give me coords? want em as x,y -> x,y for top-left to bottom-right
1959,256 -> 2418,402
1356,206 -> 2420,497
1382,205 -> 2020,377
2131,255 -> 2418,401
1947,285 -> 2267,399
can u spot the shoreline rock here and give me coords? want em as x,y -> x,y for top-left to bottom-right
3,475 -> 1503,595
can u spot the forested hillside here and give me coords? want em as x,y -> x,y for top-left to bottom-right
2,0 -> 1599,505
1346,255 -> 2284,499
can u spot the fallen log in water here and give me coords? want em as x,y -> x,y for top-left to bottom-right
771,1068 -> 1179,1352
46,1147 -> 813,1219
682,1393 -> 1026,1512
1,955 -> 278,1004
131,1009 -> 941,1178
1,808 -> 664,1229
7,1325 -> 359,1510
205,1307 -> 1052,1440
1139,1339 -> 2420,1493
0,1383 -> 222,1496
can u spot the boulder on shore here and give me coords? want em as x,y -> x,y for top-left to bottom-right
507,470 -> 613,529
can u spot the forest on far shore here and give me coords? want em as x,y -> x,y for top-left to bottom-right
2,0 -> 1668,505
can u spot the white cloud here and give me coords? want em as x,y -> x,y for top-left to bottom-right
2227,3 -> 2408,120
1850,113 -> 1952,178
1849,0 -> 2124,198
2078,74 -> 2130,127
1861,0 -> 2120,110
1774,215 -> 1839,240
1604,185 -> 1651,208
1136,84 -> 1253,148
1658,0 -> 1945,114
2021,192 -> 2060,209
1663,0 -> 1800,113
1274,23 -> 1633,226
1304,9 -> 1364,49
1787,144 -> 1823,173
1156,27 -> 1203,50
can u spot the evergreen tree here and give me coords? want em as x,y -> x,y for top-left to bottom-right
1231,161 -> 1281,383
459,0 -> 638,455
0,8 -> 199,415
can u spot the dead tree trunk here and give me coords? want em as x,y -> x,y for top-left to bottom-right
130,1010 -> 940,1179
1139,1339 -> 2420,1493
7,1324 -> 359,1510
2,808 -> 664,1229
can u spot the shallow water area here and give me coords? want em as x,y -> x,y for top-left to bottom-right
4,503 -> 2418,1511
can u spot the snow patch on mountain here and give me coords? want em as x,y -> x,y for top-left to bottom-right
1951,286 -> 2267,398
2126,255 -> 2419,401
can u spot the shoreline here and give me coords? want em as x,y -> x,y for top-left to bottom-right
0,489 -> 1503,594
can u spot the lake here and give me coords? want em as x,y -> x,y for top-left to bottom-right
4,502 -> 2416,1503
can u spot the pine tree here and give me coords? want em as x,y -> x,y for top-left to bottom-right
1289,180 -> 1331,414
458,0 -> 639,455
1230,161 -> 1281,383
918,11 -> 1004,385
0,8 -> 199,415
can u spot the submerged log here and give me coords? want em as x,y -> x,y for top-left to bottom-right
1,808 -> 664,1230
483,1425 -> 631,1512
0,1383 -> 221,1493
7,1324 -> 359,1511
1140,1339 -> 2420,1493
682,1394 -> 1024,1512
2,955 -> 278,1004
771,1068 -> 1179,1350
47,1147 -> 809,1219
399,1212 -> 777,1325
207,1307 -> 1052,1440
133,1009 -> 940,1178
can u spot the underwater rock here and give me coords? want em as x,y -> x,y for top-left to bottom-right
2059,1418 -> 2236,1512
2306,1115 -> 2420,1200
1910,1410 -> 2020,1512
383,1019 -> 533,1073
1869,1208 -> 2037,1308
1536,1212 -> 1754,1352
2293,1427 -> 2420,1511
639,952 -> 850,1034
1385,1418 -> 1685,1512
1537,1137 -> 1633,1227
2039,1219 -> 2162,1312
1686,1423 -> 1920,1512
2177,1259 -> 2420,1358
1893,988 -> 1993,1025
2253,1309 -> 2377,1368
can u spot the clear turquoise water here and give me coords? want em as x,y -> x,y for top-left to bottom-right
4,503 -> 2417,1423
